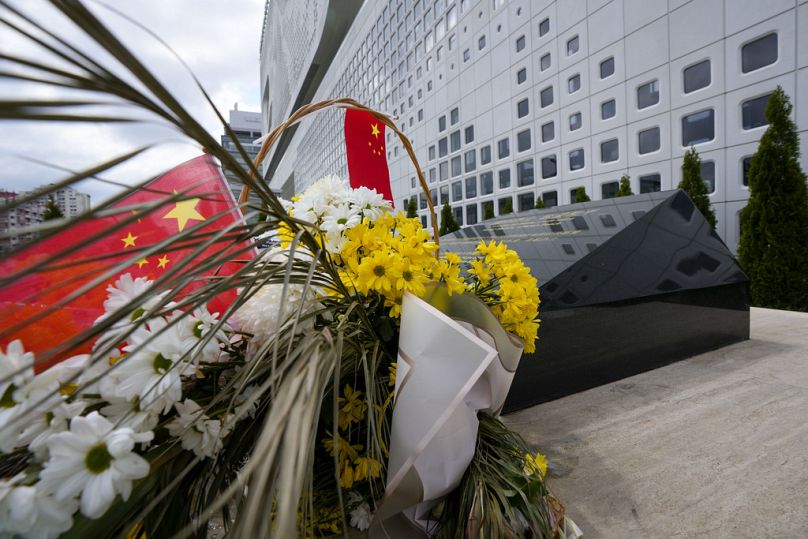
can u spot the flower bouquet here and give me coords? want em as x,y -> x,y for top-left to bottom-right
0,3 -> 580,537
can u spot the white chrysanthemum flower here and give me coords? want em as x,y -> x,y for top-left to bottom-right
39,412 -> 153,519
349,501 -> 372,531
0,482 -> 77,539
19,400 -> 87,461
166,399 -> 225,459
349,186 -> 391,221
0,339 -> 34,392
112,318 -> 197,414
321,204 -> 362,236
100,399 -> 159,434
102,273 -> 154,314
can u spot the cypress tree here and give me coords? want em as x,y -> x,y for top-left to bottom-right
439,202 -> 460,235
502,198 -> 513,215
617,174 -> 633,197
737,87 -> 808,311
42,195 -> 63,220
406,197 -> 417,218
574,186 -> 590,203
678,147 -> 716,228
535,197 -> 545,209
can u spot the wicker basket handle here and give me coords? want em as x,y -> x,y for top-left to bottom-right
238,98 -> 439,246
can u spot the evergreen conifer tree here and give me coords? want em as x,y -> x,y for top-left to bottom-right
737,87 -> 808,311
502,198 -> 513,215
617,175 -> 633,197
574,187 -> 590,203
42,195 -> 63,220
678,147 -> 716,228
439,202 -> 460,235
406,197 -> 417,218
535,197 -> 545,209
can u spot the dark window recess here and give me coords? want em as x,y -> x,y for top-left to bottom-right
428,145 -> 436,160
450,107 -> 459,124
569,112 -> 582,131
569,148 -> 585,171
637,80 -> 660,109
499,168 -> 511,188
466,204 -> 478,225
540,53 -> 551,71
701,160 -> 716,194
439,185 -> 449,204
517,98 -> 529,118
601,139 -> 619,163
639,173 -> 661,193
540,86 -> 553,107
465,125 -> 475,143
453,206 -> 463,225
464,149 -> 476,172
516,35 -> 526,52
421,215 -> 427,227
497,197 -> 511,213
600,57 -> 615,79
541,155 -> 557,178
419,191 -> 427,209
572,216 -> 589,230
430,188 -> 438,205
742,33 -> 777,73
517,129 -> 531,152
562,244 -> 575,255
451,156 -> 462,176
638,126 -> 661,154
549,221 -> 563,233
450,130 -> 461,152
568,74 -> 580,93
683,59 -> 710,94
439,115 -> 447,131
539,17 -> 550,36
452,180 -> 463,201
541,121 -> 554,142
440,161 -> 449,181
438,137 -> 448,157
518,192 -> 535,212
599,214 -> 616,227
742,156 -> 753,186
517,159 -> 535,186
567,35 -> 579,55
497,138 -> 510,158
465,176 -> 477,198
481,171 -> 494,195
517,67 -> 527,84
601,99 -> 616,120
742,93 -> 772,130
542,190 -> 558,207
601,181 -> 619,199
492,223 -> 506,236
682,109 -> 715,146
480,145 -> 492,165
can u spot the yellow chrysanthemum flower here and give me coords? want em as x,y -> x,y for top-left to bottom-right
355,250 -> 396,294
353,456 -> 383,481
523,451 -> 548,478
337,385 -> 367,430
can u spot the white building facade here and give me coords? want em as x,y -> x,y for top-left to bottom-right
261,0 -> 808,251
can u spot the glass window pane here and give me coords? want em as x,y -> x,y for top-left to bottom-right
638,126 -> 661,154
440,161 -> 449,181
450,107 -> 459,124
541,121 -> 554,142
464,149 -> 476,172
419,191 -> 427,209
742,156 -> 753,186
540,53 -> 551,71
429,167 -> 436,183
601,181 -> 619,199
438,137 -> 448,157
742,93 -> 772,130
637,80 -> 660,109
682,109 -> 715,146
499,168 -> 511,188
428,145 -> 436,160
466,204 -> 478,224
498,196 -> 512,213
517,98 -> 529,118
701,160 -> 715,194
518,192 -> 535,211
539,17 -> 550,36
517,67 -> 527,84
438,115 -> 446,131
601,99 -> 616,119
451,155 -> 462,176
465,176 -> 477,197
517,159 -> 535,186
465,125 -> 474,143
540,86 -> 553,107
569,148 -> 585,171
600,57 -> 615,79
450,130 -> 461,152
517,129 -> 531,152
639,173 -> 661,193
541,155 -> 557,178
480,145 -> 491,165
683,59 -> 710,93
497,137 -> 510,158
569,112 -> 582,131
453,206 -> 463,225
567,35 -> 579,55
600,139 -> 619,163
452,180 -> 463,201
439,184 -> 449,204
742,33 -> 777,73
463,48 -> 470,62
568,74 -> 580,94
481,171 -> 494,195
542,190 -> 558,207
478,35 -> 486,50
516,35 -> 526,52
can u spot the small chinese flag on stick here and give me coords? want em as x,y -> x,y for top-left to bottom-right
344,108 -> 394,204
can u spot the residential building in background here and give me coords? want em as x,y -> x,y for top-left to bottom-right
220,104 -> 264,207
260,0 -> 808,251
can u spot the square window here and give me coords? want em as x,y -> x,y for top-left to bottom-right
465,149 -> 477,172
542,190 -> 558,207
742,156 -> 753,186
450,107 -> 459,125
428,145 -> 436,160
742,33 -> 777,73
498,196 -> 512,213
742,93 -> 772,130
517,129 -> 531,152
452,206 -> 463,225
516,35 -> 526,52
569,112 -> 582,131
566,35 -> 579,56
600,139 -> 619,163
639,173 -> 661,193
480,145 -> 491,165
497,137 -> 510,158
465,176 -> 477,197
440,161 -> 449,181
600,57 -> 615,79
701,160 -> 716,194
568,74 -> 580,94
540,53 -> 551,71
517,98 -> 529,118
411,176 -> 416,189
466,204 -> 478,225
482,200 -> 494,219
418,109 -> 424,121
601,99 -> 615,120
517,159 -> 535,186
638,126 -> 661,154
463,48 -> 470,62
517,67 -> 527,84
450,130 -> 461,152
683,59 -> 710,94
481,171 -> 494,195
518,192 -> 535,212
569,148 -> 585,171
539,17 -> 550,36
452,180 -> 463,201
451,155 -> 462,176
637,80 -> 660,109
499,168 -> 511,188
682,109 -> 715,146
601,181 -> 619,199
438,115 -> 446,131
419,191 -> 427,209
464,125 -> 475,143
438,137 -> 448,157
439,184 -> 449,204
541,121 -> 554,142
541,155 -> 557,178
430,188 -> 438,205
429,167 -> 437,183
540,86 -> 553,107
478,35 -> 486,50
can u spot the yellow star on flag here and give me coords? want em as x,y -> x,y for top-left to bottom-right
121,232 -> 138,248
157,255 -> 170,269
163,198 -> 205,232
136,257 -> 149,268
371,123 -> 380,139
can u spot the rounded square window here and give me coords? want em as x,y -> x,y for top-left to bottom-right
600,57 -> 615,79
540,86 -> 554,108
639,173 -> 661,193
517,67 -> 527,84
637,80 -> 660,109
683,59 -> 710,94
638,126 -> 661,154
517,98 -> 530,118
700,160 -> 716,194
600,139 -> 619,163
568,74 -> 581,94
541,155 -> 557,179
601,99 -> 616,120
569,112 -> 582,131
516,35 -> 526,52
540,53 -> 551,71
569,148 -> 585,171
742,33 -> 777,73
566,35 -> 579,56
517,159 -> 535,186
517,129 -> 531,152
539,17 -> 550,37
681,109 -> 715,146
742,93 -> 772,130
541,121 -> 554,142
497,137 -> 510,158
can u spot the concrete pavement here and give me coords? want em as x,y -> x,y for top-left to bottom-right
505,307 -> 808,538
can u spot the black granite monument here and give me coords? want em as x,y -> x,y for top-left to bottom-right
440,190 -> 750,412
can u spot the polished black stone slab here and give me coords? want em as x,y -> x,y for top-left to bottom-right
440,190 -> 751,411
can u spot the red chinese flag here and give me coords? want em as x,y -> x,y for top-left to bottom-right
0,155 -> 254,371
344,109 -> 394,204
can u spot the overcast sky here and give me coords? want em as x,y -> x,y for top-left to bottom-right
0,0 -> 265,204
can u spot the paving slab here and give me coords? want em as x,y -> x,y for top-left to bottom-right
505,307 -> 808,538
